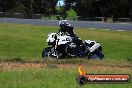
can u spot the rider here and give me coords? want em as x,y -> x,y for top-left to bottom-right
58,20 -> 75,37
58,20 -> 85,50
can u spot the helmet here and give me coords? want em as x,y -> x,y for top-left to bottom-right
59,20 -> 70,27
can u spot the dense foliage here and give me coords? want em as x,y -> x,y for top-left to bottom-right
0,0 -> 132,18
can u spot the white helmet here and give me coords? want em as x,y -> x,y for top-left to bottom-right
59,20 -> 70,27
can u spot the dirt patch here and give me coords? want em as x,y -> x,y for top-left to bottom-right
0,62 -> 44,70
0,61 -> 132,71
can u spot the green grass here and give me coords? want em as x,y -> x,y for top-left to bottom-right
0,23 -> 57,60
0,66 -> 132,88
0,23 -> 132,88
76,29 -> 132,61
0,23 -> 132,61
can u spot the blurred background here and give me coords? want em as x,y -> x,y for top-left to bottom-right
0,0 -> 132,22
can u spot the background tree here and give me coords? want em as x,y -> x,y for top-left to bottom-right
65,0 -> 132,18
0,0 -> 16,12
16,0 -> 58,18
0,0 -> 132,19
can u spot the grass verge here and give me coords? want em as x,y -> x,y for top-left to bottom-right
0,23 -> 132,61
0,22 -> 132,88
0,65 -> 132,88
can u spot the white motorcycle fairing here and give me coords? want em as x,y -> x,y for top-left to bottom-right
47,33 -> 57,43
57,35 -> 72,45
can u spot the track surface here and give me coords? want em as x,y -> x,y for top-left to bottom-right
0,18 -> 132,31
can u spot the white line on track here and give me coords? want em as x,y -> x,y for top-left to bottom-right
116,30 -> 126,31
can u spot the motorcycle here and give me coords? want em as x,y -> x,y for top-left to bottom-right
42,33 -> 104,59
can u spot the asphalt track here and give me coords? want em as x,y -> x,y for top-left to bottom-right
0,18 -> 132,31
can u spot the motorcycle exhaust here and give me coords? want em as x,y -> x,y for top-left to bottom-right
89,43 -> 100,52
